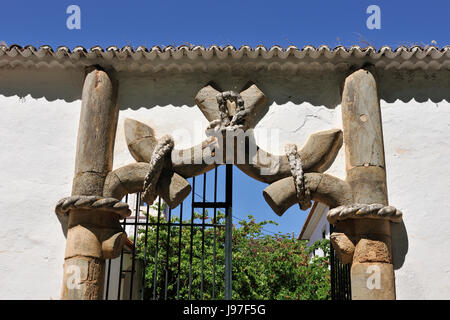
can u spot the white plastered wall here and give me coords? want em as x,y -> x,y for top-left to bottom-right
0,95 -> 80,299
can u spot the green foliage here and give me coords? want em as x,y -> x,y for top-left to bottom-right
135,209 -> 330,300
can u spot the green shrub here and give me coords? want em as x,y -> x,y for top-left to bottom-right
136,210 -> 330,300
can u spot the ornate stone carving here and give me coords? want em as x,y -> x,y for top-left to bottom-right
285,143 -> 311,210
142,135 -> 174,205
121,83 -> 347,216
55,195 -> 131,218
327,203 -> 403,224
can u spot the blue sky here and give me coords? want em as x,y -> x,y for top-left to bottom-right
2,1 -> 449,49
2,0 -> 449,236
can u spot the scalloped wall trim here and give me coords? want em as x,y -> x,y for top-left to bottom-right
1,44 -> 450,71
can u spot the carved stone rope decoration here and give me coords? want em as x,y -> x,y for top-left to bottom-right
327,203 -> 403,224
142,134 -> 174,205
55,195 -> 131,218
285,143 -> 312,210
207,91 -> 248,133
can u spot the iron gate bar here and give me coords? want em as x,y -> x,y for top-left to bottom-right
330,241 -> 335,300
176,202 -> 183,300
189,164 -> 233,300
164,207 -> 172,299
125,222 -> 220,227
189,165 -> 233,300
200,173 -> 207,299
106,166 -> 231,300
129,193 -> 140,299
105,254 -> 112,299
338,257 -> 342,299
188,175 -> 195,299
212,167 -> 218,299
117,240 -> 124,299
116,194 -> 128,300
152,197 -> 162,299
224,164 -> 233,300
140,203 -> 150,300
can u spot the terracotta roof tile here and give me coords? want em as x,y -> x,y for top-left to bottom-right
1,44 -> 449,71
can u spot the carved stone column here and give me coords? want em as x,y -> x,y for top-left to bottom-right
339,69 -> 396,299
59,67 -> 128,300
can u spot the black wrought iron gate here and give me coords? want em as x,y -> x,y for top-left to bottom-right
104,165 -> 349,300
104,165 -> 233,300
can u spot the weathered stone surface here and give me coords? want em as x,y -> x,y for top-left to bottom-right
340,69 -> 396,300
195,84 -> 267,130
65,209 -> 125,259
262,176 -> 297,216
195,85 -> 222,122
346,166 -> 388,205
341,69 -> 385,170
237,128 -> 343,184
103,162 -> 148,198
72,172 -> 107,197
327,203 -> 402,224
353,219 -> 392,238
62,67 -> 123,300
157,169 -> 192,208
61,256 -> 105,300
314,173 -> 354,208
125,117 -> 343,184
262,173 -> 353,216
125,118 -> 216,178
330,232 -> 355,264
102,231 -> 127,259
142,135 -> 174,206
285,143 -> 311,210
354,238 -> 391,264
124,118 -> 156,163
55,195 -> 131,218
351,262 -> 396,300
62,209 -> 125,300
72,69 -> 119,196
238,84 -> 268,129
103,162 -> 192,208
